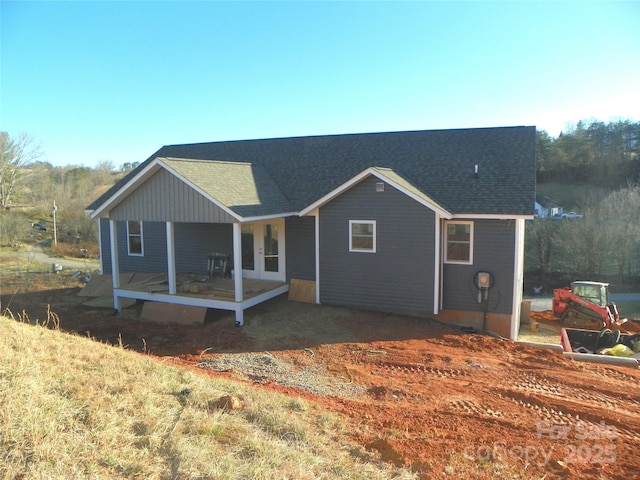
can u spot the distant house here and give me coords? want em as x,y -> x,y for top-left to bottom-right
86,126 -> 536,339
534,196 -> 563,219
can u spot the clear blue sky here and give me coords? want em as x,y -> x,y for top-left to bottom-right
2,1 -> 639,168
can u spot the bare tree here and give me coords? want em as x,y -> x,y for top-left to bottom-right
601,185 -> 640,284
558,193 -> 608,278
0,132 -> 42,208
526,218 -> 556,283
0,211 -> 31,247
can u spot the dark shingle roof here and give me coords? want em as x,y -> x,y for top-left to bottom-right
159,158 -> 293,217
88,126 -> 536,217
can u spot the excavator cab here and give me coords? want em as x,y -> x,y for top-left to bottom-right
570,281 -> 609,308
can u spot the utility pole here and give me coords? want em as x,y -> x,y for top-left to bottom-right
52,200 -> 58,247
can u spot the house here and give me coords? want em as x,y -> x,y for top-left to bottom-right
534,196 -> 563,219
86,126 -> 536,339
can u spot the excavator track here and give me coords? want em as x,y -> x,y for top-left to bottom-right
560,303 -> 606,330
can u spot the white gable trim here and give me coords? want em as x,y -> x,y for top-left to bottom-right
88,159 -> 163,219
299,167 -> 452,218
89,158 -> 243,221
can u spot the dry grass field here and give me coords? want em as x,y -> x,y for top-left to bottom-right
0,314 -> 416,479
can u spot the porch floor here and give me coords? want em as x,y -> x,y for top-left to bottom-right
122,272 -> 286,302
112,272 -> 290,325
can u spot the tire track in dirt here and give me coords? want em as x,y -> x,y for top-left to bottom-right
494,370 -> 640,446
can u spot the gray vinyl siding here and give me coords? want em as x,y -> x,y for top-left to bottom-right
99,217 -> 111,274
285,216 -> 316,281
111,168 -> 237,223
100,221 -> 234,275
319,176 -> 435,314
174,223 -> 233,275
442,219 -> 515,314
116,221 -> 168,273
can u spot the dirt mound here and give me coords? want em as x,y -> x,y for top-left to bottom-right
3,288 -> 639,479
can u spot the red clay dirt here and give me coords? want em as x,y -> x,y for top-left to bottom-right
2,288 -> 639,480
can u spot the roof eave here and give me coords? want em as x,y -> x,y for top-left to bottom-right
451,213 -> 535,220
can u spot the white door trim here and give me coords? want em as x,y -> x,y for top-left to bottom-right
241,219 -> 286,282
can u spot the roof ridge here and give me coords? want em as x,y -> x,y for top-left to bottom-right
161,125 -> 535,149
160,157 -> 253,166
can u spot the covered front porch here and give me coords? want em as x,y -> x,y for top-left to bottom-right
91,158 -> 296,325
108,219 -> 289,326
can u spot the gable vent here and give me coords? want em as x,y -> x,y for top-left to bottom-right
376,182 -> 385,192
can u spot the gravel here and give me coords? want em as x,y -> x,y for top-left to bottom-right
198,352 -> 366,398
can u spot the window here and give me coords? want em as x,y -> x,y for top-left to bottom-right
349,220 -> 376,253
127,220 -> 144,256
445,221 -> 473,264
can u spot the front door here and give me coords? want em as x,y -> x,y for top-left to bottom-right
241,220 -> 285,281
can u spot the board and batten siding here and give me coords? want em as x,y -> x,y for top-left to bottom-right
319,176 -> 436,314
441,219 -> 516,314
285,216 -> 316,281
110,168 -> 236,223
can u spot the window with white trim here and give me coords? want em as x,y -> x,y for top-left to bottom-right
444,221 -> 473,264
349,220 -> 376,253
127,220 -> 144,256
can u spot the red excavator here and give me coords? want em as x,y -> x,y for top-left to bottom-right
552,281 -> 631,331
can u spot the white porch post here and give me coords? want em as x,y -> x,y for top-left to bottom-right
314,211 -> 320,304
510,218 -> 526,341
166,221 -> 177,295
232,222 -> 244,325
108,219 -> 121,311
433,214 -> 441,315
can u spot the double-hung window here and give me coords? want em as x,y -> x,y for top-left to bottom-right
127,220 -> 144,256
349,220 -> 376,253
444,221 -> 473,264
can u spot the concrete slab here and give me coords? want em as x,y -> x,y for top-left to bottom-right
140,301 -> 207,325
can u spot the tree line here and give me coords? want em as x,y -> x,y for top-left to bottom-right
536,119 -> 640,187
530,119 -> 640,288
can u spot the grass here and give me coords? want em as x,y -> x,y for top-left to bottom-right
0,255 -> 89,294
0,313 -> 416,480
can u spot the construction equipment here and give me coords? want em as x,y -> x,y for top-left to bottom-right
553,281 -> 626,330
